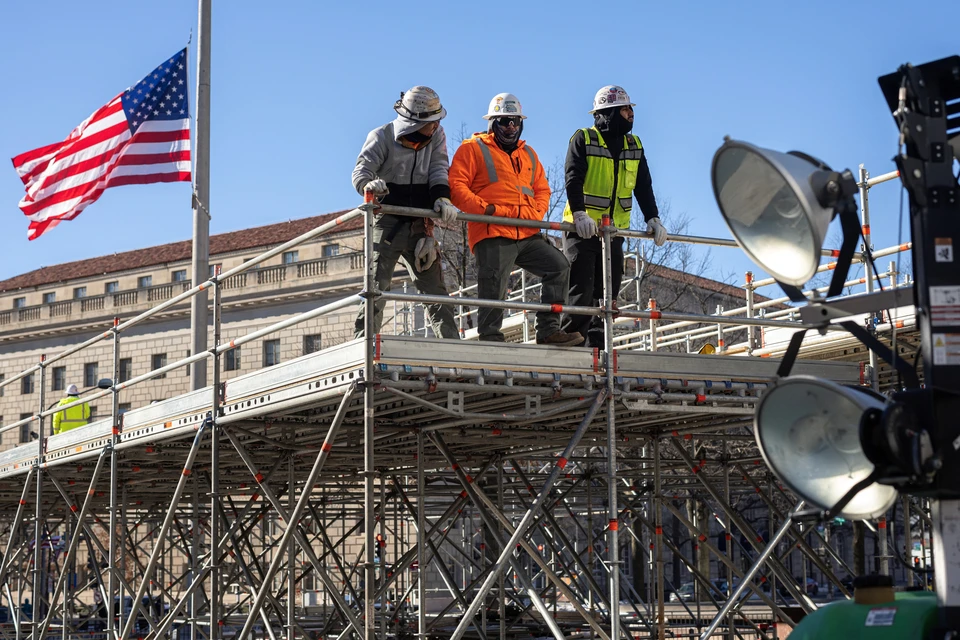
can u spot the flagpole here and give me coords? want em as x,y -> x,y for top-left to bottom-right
190,0 -> 211,392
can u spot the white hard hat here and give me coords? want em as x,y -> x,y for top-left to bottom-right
66,384 -> 79,395
589,85 -> 635,114
483,93 -> 527,120
394,86 -> 446,122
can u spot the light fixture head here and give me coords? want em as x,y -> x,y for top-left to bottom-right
711,139 -> 840,287
755,375 -> 898,520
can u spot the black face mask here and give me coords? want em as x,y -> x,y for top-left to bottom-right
594,108 -> 633,137
492,120 -> 523,152
403,128 -> 434,145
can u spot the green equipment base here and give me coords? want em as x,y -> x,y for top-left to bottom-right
789,591 -> 937,639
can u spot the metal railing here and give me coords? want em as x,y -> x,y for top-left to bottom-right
0,169 -> 916,640
0,208 -> 363,439
0,166 -> 909,438
0,252 -> 373,332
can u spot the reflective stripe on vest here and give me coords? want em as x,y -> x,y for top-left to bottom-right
521,147 -> 537,197
476,140 -> 537,197
563,127 -> 642,228
477,140 -> 499,184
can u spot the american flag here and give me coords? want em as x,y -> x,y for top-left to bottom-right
11,49 -> 191,240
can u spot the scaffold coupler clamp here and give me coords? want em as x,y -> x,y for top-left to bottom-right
361,190 -> 383,215
605,299 -> 621,318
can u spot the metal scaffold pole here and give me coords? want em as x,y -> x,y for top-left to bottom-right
362,195 -> 378,640
653,438 -> 665,639
31,356 -> 46,640
858,164 -> 879,391
600,214 -> 620,640
210,270 -> 223,639
417,431 -> 426,640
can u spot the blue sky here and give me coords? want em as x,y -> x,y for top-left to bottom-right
2,1 -> 957,297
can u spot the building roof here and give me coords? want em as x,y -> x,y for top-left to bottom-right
636,259 -> 781,305
0,210 -> 361,293
1,211 -> 780,308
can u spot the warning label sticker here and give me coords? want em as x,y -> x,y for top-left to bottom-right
935,238 -> 954,263
930,286 -> 960,326
933,333 -> 960,366
865,606 -> 897,626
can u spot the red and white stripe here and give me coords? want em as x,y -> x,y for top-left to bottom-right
12,94 -> 190,240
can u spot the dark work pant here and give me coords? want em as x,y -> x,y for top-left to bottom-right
354,214 -> 459,339
473,235 -> 571,341
561,234 -> 624,347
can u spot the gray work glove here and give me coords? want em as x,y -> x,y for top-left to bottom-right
434,197 -> 459,224
647,216 -> 668,246
573,210 -> 597,238
363,178 -> 389,197
414,236 -> 438,272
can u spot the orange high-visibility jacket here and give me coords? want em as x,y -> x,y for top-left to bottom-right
449,132 -> 551,252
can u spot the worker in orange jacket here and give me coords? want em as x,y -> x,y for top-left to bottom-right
449,93 -> 583,346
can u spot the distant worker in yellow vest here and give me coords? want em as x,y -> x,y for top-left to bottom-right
561,85 -> 668,348
52,384 -> 91,434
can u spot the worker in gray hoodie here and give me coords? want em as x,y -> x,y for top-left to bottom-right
352,86 -> 460,339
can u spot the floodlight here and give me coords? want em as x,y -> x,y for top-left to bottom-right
755,375 -> 898,520
711,139 -> 856,288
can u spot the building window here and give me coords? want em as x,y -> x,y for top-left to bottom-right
152,353 -> 167,379
225,347 -> 241,372
13,297 -> 26,309
209,263 -> 222,278
21,374 -> 34,395
119,358 -> 133,383
104,281 -> 119,294
322,244 -> 339,257
52,367 -> 66,392
42,292 -> 56,304
119,403 -> 131,415
84,362 -> 98,388
282,251 -> 299,264
303,334 -> 322,355
20,415 -> 32,444
263,339 -> 281,367
172,269 -> 187,283
137,275 -> 153,289
0,374 -> 4,396
73,287 -> 87,299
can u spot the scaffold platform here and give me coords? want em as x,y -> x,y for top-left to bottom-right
0,336 -> 858,502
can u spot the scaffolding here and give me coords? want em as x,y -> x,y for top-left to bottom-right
0,166 -> 925,639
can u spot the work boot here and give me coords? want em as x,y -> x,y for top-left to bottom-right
585,330 -> 605,349
537,330 -> 585,347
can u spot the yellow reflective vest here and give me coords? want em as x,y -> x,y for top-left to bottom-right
52,396 -> 91,434
563,127 -> 644,229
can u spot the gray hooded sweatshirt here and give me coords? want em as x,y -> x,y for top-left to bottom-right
352,116 -> 452,213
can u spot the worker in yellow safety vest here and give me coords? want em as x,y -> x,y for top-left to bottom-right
561,85 -> 668,348
52,384 -> 91,434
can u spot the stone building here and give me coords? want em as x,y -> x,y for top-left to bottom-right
0,211 -> 370,449
1,213 -> 773,451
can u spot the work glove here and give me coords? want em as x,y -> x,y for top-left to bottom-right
414,236 -> 438,272
647,217 -> 668,246
363,178 -> 390,197
573,211 -> 597,238
434,197 -> 459,224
